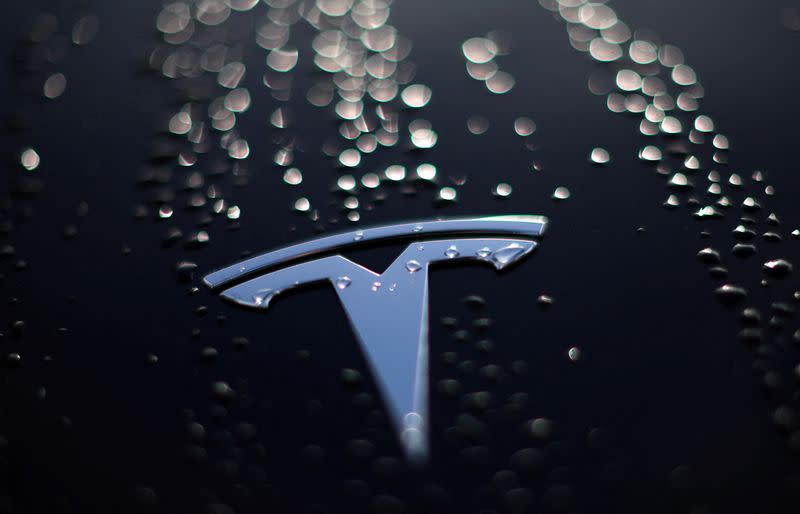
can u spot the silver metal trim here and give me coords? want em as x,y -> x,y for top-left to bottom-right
203,215 -> 547,289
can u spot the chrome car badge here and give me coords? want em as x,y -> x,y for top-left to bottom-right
204,215 -> 547,462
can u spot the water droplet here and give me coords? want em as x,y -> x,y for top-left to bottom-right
732,243 -> 757,258
385,164 -> 406,181
763,259 -> 793,278
485,71 -> 515,94
294,197 -> 311,212
20,148 -> 40,171
491,243 -> 527,267
405,260 -> 422,273
354,231 -> 364,241
371,281 -> 382,292
514,117 -> 536,136
590,147 -> 610,164
283,168 -> 302,185
552,187 -> 571,200
694,247 -> 720,266
43,73 -> 67,99
476,247 -> 492,259
537,295 -> 554,309
715,284 -> 748,305
568,347 -> 581,362
467,115 -> 489,135
401,84 -> 432,108
438,187 -> 457,201
336,276 -> 352,290
462,37 -> 498,64
445,246 -> 460,259
639,145 -> 662,161
494,183 -> 512,197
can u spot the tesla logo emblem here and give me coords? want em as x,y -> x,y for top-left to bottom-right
204,215 -> 547,462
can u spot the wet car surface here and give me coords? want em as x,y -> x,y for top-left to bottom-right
1,1 -> 800,513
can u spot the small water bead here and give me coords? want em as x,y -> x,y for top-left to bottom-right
694,115 -> 714,132
361,173 -> 380,188
283,168 -> 302,185
589,37 -> 622,62
337,175 -> 357,191
732,225 -> 757,241
629,39 -> 658,64
343,196 -> 359,209
552,186 -> 571,200
339,149 -> 361,167
270,107 -> 290,128
697,248 -> 721,264
384,164 -> 406,181
713,134 -> 730,150
694,206 -> 723,219
639,145 -> 662,161
615,69 -> 642,91
763,259 -> 793,278
225,88 -> 251,112
371,281 -> 382,292
410,128 -> 438,149
494,183 -> 512,197
491,243 -> 527,266
467,115 -> 490,135
336,276 -> 352,290
579,3 -> 618,30
607,93 -> 626,113
715,284 -> 748,304
590,147 -> 610,164
400,84 -> 432,108
663,194 -> 679,208
668,173 -> 690,188
405,260 -> 422,273
228,139 -> 250,159
676,93 -> 699,111
294,197 -> 311,212
742,197 -> 761,211
476,247 -> 492,259
438,187 -> 457,201
416,163 -> 437,180
462,37 -> 498,64
624,94 -> 647,113
684,156 -> 700,170
353,230 -> 364,241
660,116 -> 682,134
466,61 -> 498,81
485,71 -> 515,94
445,246 -> 460,259
43,73 -> 67,99
732,243 -> 757,258
271,148 -> 293,167
266,47 -> 298,72
671,64 -> 697,86
514,117 -> 536,136
20,148 -> 40,170
567,347 -> 581,362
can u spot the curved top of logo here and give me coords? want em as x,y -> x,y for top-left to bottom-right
203,215 -> 547,289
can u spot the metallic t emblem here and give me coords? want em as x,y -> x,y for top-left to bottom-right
204,215 -> 547,462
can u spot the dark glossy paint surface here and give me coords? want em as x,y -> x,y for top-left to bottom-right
1,1 -> 799,513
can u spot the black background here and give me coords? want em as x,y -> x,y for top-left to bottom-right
1,1 -> 799,513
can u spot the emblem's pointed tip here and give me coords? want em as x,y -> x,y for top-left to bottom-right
220,287 -> 273,309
